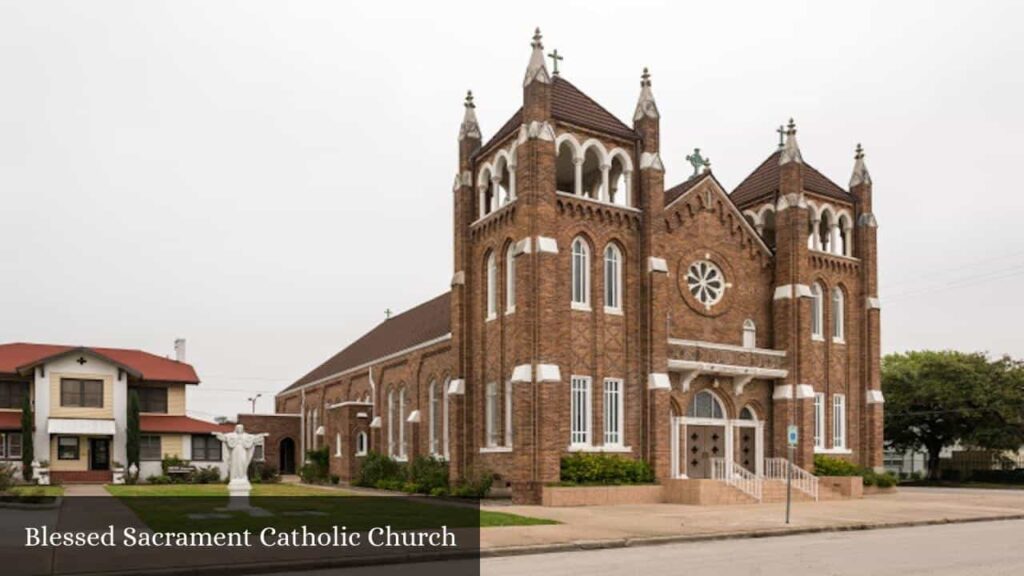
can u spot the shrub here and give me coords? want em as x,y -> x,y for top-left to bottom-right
374,479 -> 405,492
355,451 -> 405,488
812,455 -> 861,477
330,474 -> 340,485
407,455 -> 449,495
429,486 -> 449,497
146,474 -> 173,485
972,469 -> 1024,484
559,453 -> 655,485
452,466 -> 494,499
301,447 -> 330,483
249,462 -> 281,484
0,462 -> 15,493
160,456 -> 192,475
193,466 -> 221,484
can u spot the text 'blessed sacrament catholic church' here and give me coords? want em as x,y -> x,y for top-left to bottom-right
262,30 -> 883,503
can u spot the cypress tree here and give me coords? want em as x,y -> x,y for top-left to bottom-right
127,389 -> 140,476
21,393 -> 33,482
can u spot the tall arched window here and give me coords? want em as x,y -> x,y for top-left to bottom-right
505,244 -> 516,313
603,244 -> 622,312
398,387 -> 407,459
687,390 -> 725,419
811,283 -> 824,339
442,377 -> 450,459
742,319 -> 756,348
817,211 -> 833,252
387,389 -> 396,457
429,380 -> 439,455
356,431 -> 368,456
571,237 -> 590,309
832,287 -> 845,342
485,251 -> 497,320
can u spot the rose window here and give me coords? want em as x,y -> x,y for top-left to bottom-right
686,260 -> 725,307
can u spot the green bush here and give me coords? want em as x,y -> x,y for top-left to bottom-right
300,447 -> 330,483
374,478 -> 405,491
972,469 -> 1024,484
0,462 -> 15,493
355,451 -> 406,488
407,455 -> 449,495
193,466 -> 221,484
814,455 -> 898,488
330,474 -> 340,485
248,462 -> 281,484
146,474 -> 173,485
429,486 -> 449,497
560,453 -> 655,485
452,466 -> 494,498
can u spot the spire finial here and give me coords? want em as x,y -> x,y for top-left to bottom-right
633,66 -> 659,122
850,142 -> 872,187
686,147 -> 711,177
524,27 -> 551,87
779,117 -> 803,165
547,48 -> 563,75
458,89 -> 481,141
776,125 -> 785,148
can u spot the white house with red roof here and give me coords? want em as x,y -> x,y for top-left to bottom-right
0,340 -> 231,482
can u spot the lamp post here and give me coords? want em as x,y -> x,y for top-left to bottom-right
247,393 -> 262,414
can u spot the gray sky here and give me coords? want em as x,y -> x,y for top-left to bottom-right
1,1 -> 1022,420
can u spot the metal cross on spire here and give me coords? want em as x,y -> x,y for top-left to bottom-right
686,148 -> 711,177
547,49 -> 563,75
776,125 -> 786,149
385,308 -> 393,320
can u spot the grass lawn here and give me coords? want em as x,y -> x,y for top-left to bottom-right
901,481 -> 1024,490
106,483 -> 555,530
9,485 -> 65,497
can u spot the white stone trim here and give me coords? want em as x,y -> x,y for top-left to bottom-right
450,271 -> 465,286
866,390 -> 885,404
815,447 -> 854,455
447,379 -> 466,395
647,257 -> 669,274
511,364 -> 532,383
369,416 -> 382,429
479,446 -> 514,454
406,410 -> 421,424
356,412 -> 368,419
555,191 -> 642,213
514,237 -> 532,255
639,151 -> 664,172
866,297 -> 881,310
669,360 -> 788,381
535,236 -> 558,254
773,284 -> 812,300
536,364 -> 561,383
668,338 -> 787,358
326,400 -> 373,410
859,213 -> 878,228
796,384 -> 815,399
566,444 -> 633,453
771,383 -> 815,400
647,373 -> 671,390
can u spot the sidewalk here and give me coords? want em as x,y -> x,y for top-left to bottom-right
478,487 -> 1024,554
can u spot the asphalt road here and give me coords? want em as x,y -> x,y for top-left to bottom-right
268,519 -> 1024,576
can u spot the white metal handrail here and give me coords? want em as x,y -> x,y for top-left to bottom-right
763,457 -> 819,501
711,458 -> 763,502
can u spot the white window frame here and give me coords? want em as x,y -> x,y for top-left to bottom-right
742,319 -> 756,348
833,394 -> 847,449
832,287 -> 845,343
603,244 -> 622,313
442,377 -> 450,459
571,238 -> 591,310
398,387 -> 407,459
504,381 -> 513,447
429,380 -> 439,455
505,244 -> 516,314
486,252 -> 497,320
570,375 -> 593,447
253,442 -> 265,462
485,381 -> 499,447
356,431 -> 368,456
335,433 -> 342,457
387,389 -> 396,457
813,392 -> 825,449
603,378 -> 624,447
811,283 -> 824,340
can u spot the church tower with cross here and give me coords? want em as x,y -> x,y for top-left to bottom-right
273,29 -> 883,504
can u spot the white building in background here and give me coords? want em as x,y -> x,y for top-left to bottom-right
0,340 -> 230,482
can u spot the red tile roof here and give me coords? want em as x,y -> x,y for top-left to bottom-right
0,411 -> 20,430
283,292 -> 451,393
0,343 -> 199,384
479,76 -> 637,155
140,415 -> 233,434
730,150 -> 855,208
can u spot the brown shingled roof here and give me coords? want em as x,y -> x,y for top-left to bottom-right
730,150 -> 855,208
478,76 -> 637,155
283,293 -> 452,392
665,172 -> 713,207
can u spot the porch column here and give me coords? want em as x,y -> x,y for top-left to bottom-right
724,421 -> 734,478
755,421 -> 765,476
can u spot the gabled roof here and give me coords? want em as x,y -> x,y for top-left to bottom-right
665,172 -> 714,207
140,415 -> 233,434
478,76 -> 638,154
283,292 -> 452,393
0,343 -> 199,383
663,172 -> 774,256
730,150 -> 855,208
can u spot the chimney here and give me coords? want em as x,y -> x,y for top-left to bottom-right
174,338 -> 186,362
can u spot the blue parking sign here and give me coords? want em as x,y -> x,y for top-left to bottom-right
787,425 -> 799,446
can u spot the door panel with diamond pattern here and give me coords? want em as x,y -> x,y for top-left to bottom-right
685,425 -> 724,479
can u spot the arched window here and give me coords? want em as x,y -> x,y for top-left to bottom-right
556,139 -> 578,195
479,167 -> 495,218
742,319 -> 756,348
335,432 -> 341,457
429,380 -> 439,455
571,237 -> 590,309
494,154 -> 514,206
811,283 -> 824,339
485,251 -> 497,320
442,377 -> 450,459
505,243 -> 516,313
398,387 -> 407,459
762,209 -> 777,250
837,213 -> 853,256
608,153 -> 631,206
387,389 -> 396,457
739,406 -> 757,420
687,390 -> 725,419
832,287 -> 845,342
818,210 -> 833,253
603,244 -> 622,312
581,145 -> 604,200
356,431 -> 368,456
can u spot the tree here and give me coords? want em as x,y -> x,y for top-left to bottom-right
21,394 -> 33,482
126,389 -> 140,476
883,351 -> 1024,479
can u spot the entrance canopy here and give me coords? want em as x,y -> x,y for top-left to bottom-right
47,418 -> 116,435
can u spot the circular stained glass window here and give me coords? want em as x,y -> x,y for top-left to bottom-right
686,260 -> 725,306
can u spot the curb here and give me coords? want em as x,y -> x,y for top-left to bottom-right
479,513 -> 1024,559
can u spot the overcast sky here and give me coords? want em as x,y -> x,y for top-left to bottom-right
1,1 -> 1022,420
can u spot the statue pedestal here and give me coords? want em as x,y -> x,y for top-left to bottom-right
219,479 -> 271,517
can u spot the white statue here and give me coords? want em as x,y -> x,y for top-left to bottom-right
214,424 -> 268,510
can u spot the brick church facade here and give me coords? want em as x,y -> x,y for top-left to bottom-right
264,31 -> 884,502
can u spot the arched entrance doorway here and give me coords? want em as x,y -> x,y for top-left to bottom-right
683,390 -> 728,479
279,437 -> 296,474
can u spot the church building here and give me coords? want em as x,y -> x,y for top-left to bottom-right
267,30 -> 884,503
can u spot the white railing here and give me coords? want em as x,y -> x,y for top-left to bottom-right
763,457 -> 819,501
711,458 -> 763,502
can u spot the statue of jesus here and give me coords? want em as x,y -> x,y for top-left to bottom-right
214,424 -> 269,488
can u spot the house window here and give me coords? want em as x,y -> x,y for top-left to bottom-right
833,394 -> 847,449
571,238 -> 590,308
356,431 -> 368,456
192,435 -> 223,461
0,381 -> 27,409
140,435 -> 162,461
742,319 -> 756,348
814,393 -> 825,449
810,283 -> 824,339
506,244 -> 516,313
486,251 -> 497,320
1,432 -> 23,460
603,379 -> 623,446
485,382 -> 499,447
832,287 -> 845,342
254,443 -> 265,462
58,436 -> 80,460
60,378 -> 103,408
135,387 -> 168,413
429,380 -> 440,455
335,433 -> 342,457
604,244 -> 622,311
570,376 -> 592,446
